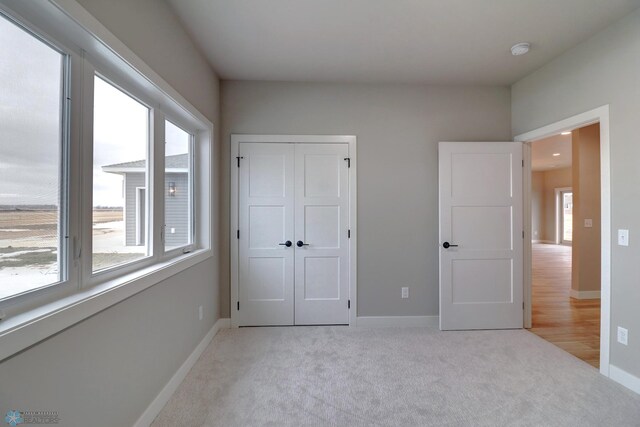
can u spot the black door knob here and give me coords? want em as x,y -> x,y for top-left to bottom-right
296,240 -> 309,247
279,240 -> 292,247
442,242 -> 458,249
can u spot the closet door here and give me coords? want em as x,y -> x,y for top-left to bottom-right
294,144 -> 350,325
238,143 -> 295,326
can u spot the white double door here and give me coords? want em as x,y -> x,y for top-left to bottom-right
238,142 -> 350,326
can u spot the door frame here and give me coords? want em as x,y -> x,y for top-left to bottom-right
516,105 -> 611,377
230,134 -> 357,327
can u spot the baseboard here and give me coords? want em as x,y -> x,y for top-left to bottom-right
533,240 -> 556,244
570,289 -> 601,299
610,364 -> 640,395
356,316 -> 439,328
133,317 -> 231,427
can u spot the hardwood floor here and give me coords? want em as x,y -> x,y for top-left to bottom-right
529,243 -> 601,368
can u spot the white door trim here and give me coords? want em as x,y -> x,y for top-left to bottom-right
230,134 -> 357,327
515,105 -> 611,377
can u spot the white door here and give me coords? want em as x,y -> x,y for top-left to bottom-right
294,144 -> 350,325
237,142 -> 350,326
238,143 -> 295,326
439,142 -> 523,330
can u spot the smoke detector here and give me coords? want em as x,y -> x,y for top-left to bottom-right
511,42 -> 531,56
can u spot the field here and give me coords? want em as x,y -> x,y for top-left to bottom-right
0,209 -> 144,299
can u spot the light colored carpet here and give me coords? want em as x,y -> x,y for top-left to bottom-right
151,327 -> 640,426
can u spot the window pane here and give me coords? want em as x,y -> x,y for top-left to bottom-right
93,76 -> 150,272
165,121 -> 192,250
0,15 -> 64,299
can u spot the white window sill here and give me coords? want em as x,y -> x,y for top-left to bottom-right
0,249 -> 213,362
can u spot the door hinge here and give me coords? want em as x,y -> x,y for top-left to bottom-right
522,159 -> 524,167
236,156 -> 243,167
344,157 -> 351,168
522,230 -> 525,239
237,301 -> 240,311
348,299 -> 351,309
523,302 -> 525,310
237,229 -> 240,239
348,229 -> 351,239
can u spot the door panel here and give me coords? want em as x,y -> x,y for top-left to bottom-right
238,143 -> 294,326
295,144 -> 349,325
439,142 -> 523,330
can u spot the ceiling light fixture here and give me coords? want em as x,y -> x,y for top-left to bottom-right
511,42 -> 531,56
561,131 -> 571,135
553,153 -> 560,157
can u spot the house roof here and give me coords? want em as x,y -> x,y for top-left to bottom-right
102,153 -> 189,174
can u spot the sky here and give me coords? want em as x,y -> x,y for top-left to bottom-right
0,14 -> 190,208
0,14 -> 62,206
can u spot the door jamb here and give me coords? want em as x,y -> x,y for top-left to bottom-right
515,105 -> 611,377
229,134 -> 358,328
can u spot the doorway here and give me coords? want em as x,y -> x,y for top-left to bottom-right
230,135 -> 357,327
518,106 -> 610,375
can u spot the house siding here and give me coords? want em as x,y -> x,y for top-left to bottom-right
165,172 -> 190,248
124,173 -> 146,246
123,172 -> 190,248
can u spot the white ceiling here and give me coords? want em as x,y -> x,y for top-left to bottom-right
167,0 -> 640,84
531,133 -> 572,172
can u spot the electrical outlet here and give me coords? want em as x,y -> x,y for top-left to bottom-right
171,227 -> 176,234
584,219 -> 593,228
401,287 -> 409,299
617,327 -> 628,345
198,305 -> 203,321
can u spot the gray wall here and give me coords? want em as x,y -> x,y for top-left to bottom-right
221,81 -> 511,318
0,0 -> 221,426
512,8 -> 640,377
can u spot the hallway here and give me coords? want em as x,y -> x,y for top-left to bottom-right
529,243 -> 601,368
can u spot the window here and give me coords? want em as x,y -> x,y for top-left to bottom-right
92,76 -> 150,272
164,121 -> 193,251
0,0 -> 213,353
0,14 -> 67,300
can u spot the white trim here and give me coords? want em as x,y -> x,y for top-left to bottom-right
569,290 -> 601,300
229,134 -> 357,327
609,365 -> 640,395
133,318 -> 230,427
523,142 -> 532,328
515,104 -> 611,377
356,316 -> 439,328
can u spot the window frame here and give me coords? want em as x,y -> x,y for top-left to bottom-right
0,0 -> 214,361
0,8 -> 77,307
85,70 -> 156,283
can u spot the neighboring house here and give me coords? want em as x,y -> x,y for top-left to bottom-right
102,153 -> 190,248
